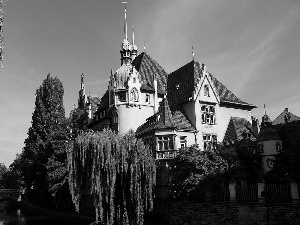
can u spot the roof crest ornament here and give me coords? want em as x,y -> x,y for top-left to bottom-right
192,46 -> 194,61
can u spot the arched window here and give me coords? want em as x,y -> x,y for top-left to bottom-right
130,88 -> 139,102
204,85 -> 210,97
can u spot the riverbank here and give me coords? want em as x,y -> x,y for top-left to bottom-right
19,200 -> 95,224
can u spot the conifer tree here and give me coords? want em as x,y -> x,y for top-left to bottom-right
21,74 -> 68,203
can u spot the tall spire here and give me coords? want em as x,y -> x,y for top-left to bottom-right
122,2 -> 128,41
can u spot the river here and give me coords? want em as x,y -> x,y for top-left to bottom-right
0,201 -> 89,225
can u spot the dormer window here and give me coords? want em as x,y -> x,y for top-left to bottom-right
130,88 -> 139,102
204,85 -> 210,97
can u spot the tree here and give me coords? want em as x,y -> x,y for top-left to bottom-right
19,74 -> 68,204
67,129 -> 156,225
169,144 -> 230,200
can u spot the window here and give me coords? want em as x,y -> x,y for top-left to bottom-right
266,158 -> 275,168
113,115 -> 118,124
180,136 -> 187,149
276,142 -> 282,152
157,136 -> 174,151
133,77 -> 136,83
130,88 -> 139,102
201,105 -> 215,125
258,144 -> 264,153
145,94 -> 150,104
118,92 -> 127,102
203,134 -> 217,150
204,85 -> 210,97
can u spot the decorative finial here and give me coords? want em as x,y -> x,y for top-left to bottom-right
143,41 -> 146,52
264,104 -> 266,115
192,46 -> 194,60
122,2 -> 128,41
132,27 -> 135,45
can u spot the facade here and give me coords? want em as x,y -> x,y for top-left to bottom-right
77,6 -> 257,160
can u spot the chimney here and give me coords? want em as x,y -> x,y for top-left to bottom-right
285,108 -> 288,112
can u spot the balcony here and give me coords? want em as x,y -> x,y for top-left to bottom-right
156,150 -> 178,160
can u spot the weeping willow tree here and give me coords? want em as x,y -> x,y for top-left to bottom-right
67,129 -> 156,225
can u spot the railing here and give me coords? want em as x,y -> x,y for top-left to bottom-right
236,184 -> 258,202
265,183 -> 292,203
156,150 -> 178,159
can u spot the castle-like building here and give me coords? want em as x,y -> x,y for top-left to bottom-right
77,5 -> 259,161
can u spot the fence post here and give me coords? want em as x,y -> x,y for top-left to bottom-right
257,182 -> 265,203
290,182 -> 299,203
229,182 -> 236,201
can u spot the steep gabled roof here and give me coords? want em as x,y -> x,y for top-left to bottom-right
136,98 -> 195,137
167,60 -> 254,111
132,52 -> 168,95
97,90 -> 109,111
223,117 -> 256,144
88,96 -> 101,115
273,108 -> 300,125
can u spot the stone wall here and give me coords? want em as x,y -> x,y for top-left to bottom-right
169,201 -> 300,225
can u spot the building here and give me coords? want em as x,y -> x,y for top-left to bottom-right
77,5 -> 257,160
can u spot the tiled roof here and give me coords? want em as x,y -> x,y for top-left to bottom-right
223,117 -> 256,144
132,52 -> 168,95
273,108 -> 300,125
97,90 -> 109,111
136,98 -> 195,137
167,60 -> 254,111
258,125 -> 280,141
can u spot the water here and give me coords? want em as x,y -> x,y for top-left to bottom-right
0,201 -> 88,225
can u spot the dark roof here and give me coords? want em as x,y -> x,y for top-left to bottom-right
273,108 -> 300,125
136,98 -> 195,137
167,60 -> 254,111
132,52 -> 168,95
223,117 -> 256,144
97,90 -> 109,111
257,125 -> 280,142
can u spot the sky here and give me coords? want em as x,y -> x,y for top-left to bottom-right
1,0 -> 300,167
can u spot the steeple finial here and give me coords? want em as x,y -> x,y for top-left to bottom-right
122,2 -> 128,41
80,73 -> 85,90
132,27 -> 135,45
192,46 -> 194,60
264,104 -> 266,115
143,41 -> 146,52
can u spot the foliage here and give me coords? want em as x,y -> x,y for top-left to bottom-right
67,129 -> 156,225
264,123 -> 300,183
16,74 -> 68,203
169,144 -> 230,200
226,142 -> 262,183
68,107 -> 88,137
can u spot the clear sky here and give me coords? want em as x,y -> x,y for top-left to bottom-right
1,0 -> 300,167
